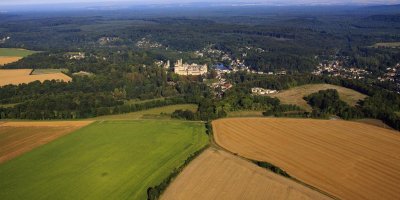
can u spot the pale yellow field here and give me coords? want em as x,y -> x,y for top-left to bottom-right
161,148 -> 331,200
372,42 -> 400,48
0,57 -> 22,66
0,69 -> 72,86
269,84 -> 367,111
0,121 -> 93,164
213,118 -> 400,200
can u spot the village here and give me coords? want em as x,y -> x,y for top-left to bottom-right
378,63 -> 400,83
312,60 -> 370,80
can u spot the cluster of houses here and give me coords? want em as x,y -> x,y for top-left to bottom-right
98,37 -> 119,45
0,36 -> 10,44
251,87 -> 278,95
211,64 -> 233,94
155,60 -> 170,69
312,60 -> 370,80
65,52 -> 85,60
378,64 -> 400,82
136,37 -> 162,49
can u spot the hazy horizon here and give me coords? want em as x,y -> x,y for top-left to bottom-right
1,0 -> 400,6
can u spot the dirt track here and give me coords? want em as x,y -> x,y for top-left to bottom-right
213,118 -> 400,200
0,121 -> 92,164
161,148 -> 331,200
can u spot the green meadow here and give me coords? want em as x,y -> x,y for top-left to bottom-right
0,120 -> 209,200
0,48 -> 37,57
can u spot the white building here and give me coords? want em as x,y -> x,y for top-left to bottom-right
251,87 -> 278,95
174,59 -> 208,76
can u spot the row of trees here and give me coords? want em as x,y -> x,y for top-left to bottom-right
223,73 -> 400,130
304,89 -> 364,120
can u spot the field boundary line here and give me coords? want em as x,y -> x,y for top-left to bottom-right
210,120 -> 339,200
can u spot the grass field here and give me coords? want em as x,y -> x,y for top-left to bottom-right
0,69 -> 71,86
162,148 -> 331,200
0,48 -> 37,66
213,118 -> 400,200
124,97 -> 166,105
0,120 -> 209,200
372,42 -> 400,48
0,48 -> 37,57
227,110 -> 264,117
0,121 -> 92,164
0,103 -> 19,108
31,68 -> 69,75
269,84 -> 367,111
92,104 -> 198,120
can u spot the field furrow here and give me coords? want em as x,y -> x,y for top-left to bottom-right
213,118 -> 400,200
162,148 -> 331,200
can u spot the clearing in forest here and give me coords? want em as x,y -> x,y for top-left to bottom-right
269,84 -> 366,111
213,118 -> 400,200
0,121 -> 92,164
0,120 -> 208,200
161,148 -> 331,200
0,48 -> 37,66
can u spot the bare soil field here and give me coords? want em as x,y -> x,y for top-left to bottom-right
213,118 -> 400,200
0,57 -> 22,66
0,121 -> 92,164
269,84 -> 367,111
0,69 -> 72,86
161,148 -> 331,200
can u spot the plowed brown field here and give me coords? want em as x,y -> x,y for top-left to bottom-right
0,57 -> 22,65
161,148 -> 331,200
0,69 -> 72,86
0,121 -> 93,164
213,118 -> 400,200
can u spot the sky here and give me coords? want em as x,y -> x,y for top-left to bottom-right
0,0 -> 399,5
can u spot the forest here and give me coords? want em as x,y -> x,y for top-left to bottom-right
0,4 -> 399,130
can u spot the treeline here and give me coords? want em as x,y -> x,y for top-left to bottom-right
95,97 -> 188,117
225,74 -> 400,130
0,92 -> 120,119
262,104 -> 306,118
254,161 -> 291,178
147,145 -> 209,200
0,96 -> 189,120
304,89 -> 364,119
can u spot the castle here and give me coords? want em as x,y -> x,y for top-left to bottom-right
174,59 -> 208,76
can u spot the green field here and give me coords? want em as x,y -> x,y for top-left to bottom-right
0,120 -> 209,200
92,104 -> 198,120
124,97 -> 166,105
227,110 -> 264,117
0,48 -> 37,57
31,68 -> 69,75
